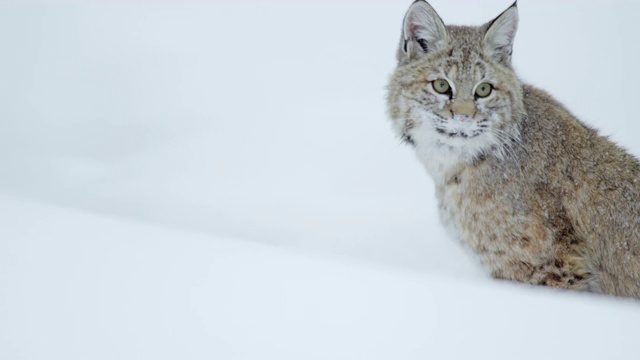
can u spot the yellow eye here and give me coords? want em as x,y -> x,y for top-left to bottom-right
475,82 -> 493,98
432,79 -> 451,94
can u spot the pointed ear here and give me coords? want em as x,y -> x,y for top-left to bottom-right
397,1 -> 448,64
483,2 -> 518,66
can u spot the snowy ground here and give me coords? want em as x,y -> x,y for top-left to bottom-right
3,194 -> 640,360
2,1 -> 640,359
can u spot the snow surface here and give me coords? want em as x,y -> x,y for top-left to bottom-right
2,194 -> 640,360
1,1 -> 640,359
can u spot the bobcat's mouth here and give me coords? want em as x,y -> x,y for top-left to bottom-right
435,127 -> 485,139
432,116 -> 488,139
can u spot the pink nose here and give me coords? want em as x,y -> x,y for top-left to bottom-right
451,100 -> 476,117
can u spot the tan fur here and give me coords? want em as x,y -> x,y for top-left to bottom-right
387,1 -> 640,299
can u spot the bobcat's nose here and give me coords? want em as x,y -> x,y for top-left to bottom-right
451,99 -> 476,118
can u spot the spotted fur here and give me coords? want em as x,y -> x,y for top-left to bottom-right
387,1 -> 640,299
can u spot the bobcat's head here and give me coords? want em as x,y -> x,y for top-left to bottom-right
387,1 -> 525,167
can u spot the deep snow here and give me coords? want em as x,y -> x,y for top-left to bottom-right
2,194 -> 640,360
2,1 -> 640,359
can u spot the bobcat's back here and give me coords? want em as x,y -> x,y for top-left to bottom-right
518,85 -> 640,297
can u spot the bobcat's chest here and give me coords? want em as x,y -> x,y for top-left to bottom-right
435,165 -> 531,268
436,169 -> 492,250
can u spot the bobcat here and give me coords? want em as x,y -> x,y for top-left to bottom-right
386,0 -> 640,299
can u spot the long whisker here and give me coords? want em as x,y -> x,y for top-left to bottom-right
488,128 -> 520,163
495,131 -> 518,161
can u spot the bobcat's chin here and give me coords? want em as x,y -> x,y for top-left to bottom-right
434,131 -> 493,156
